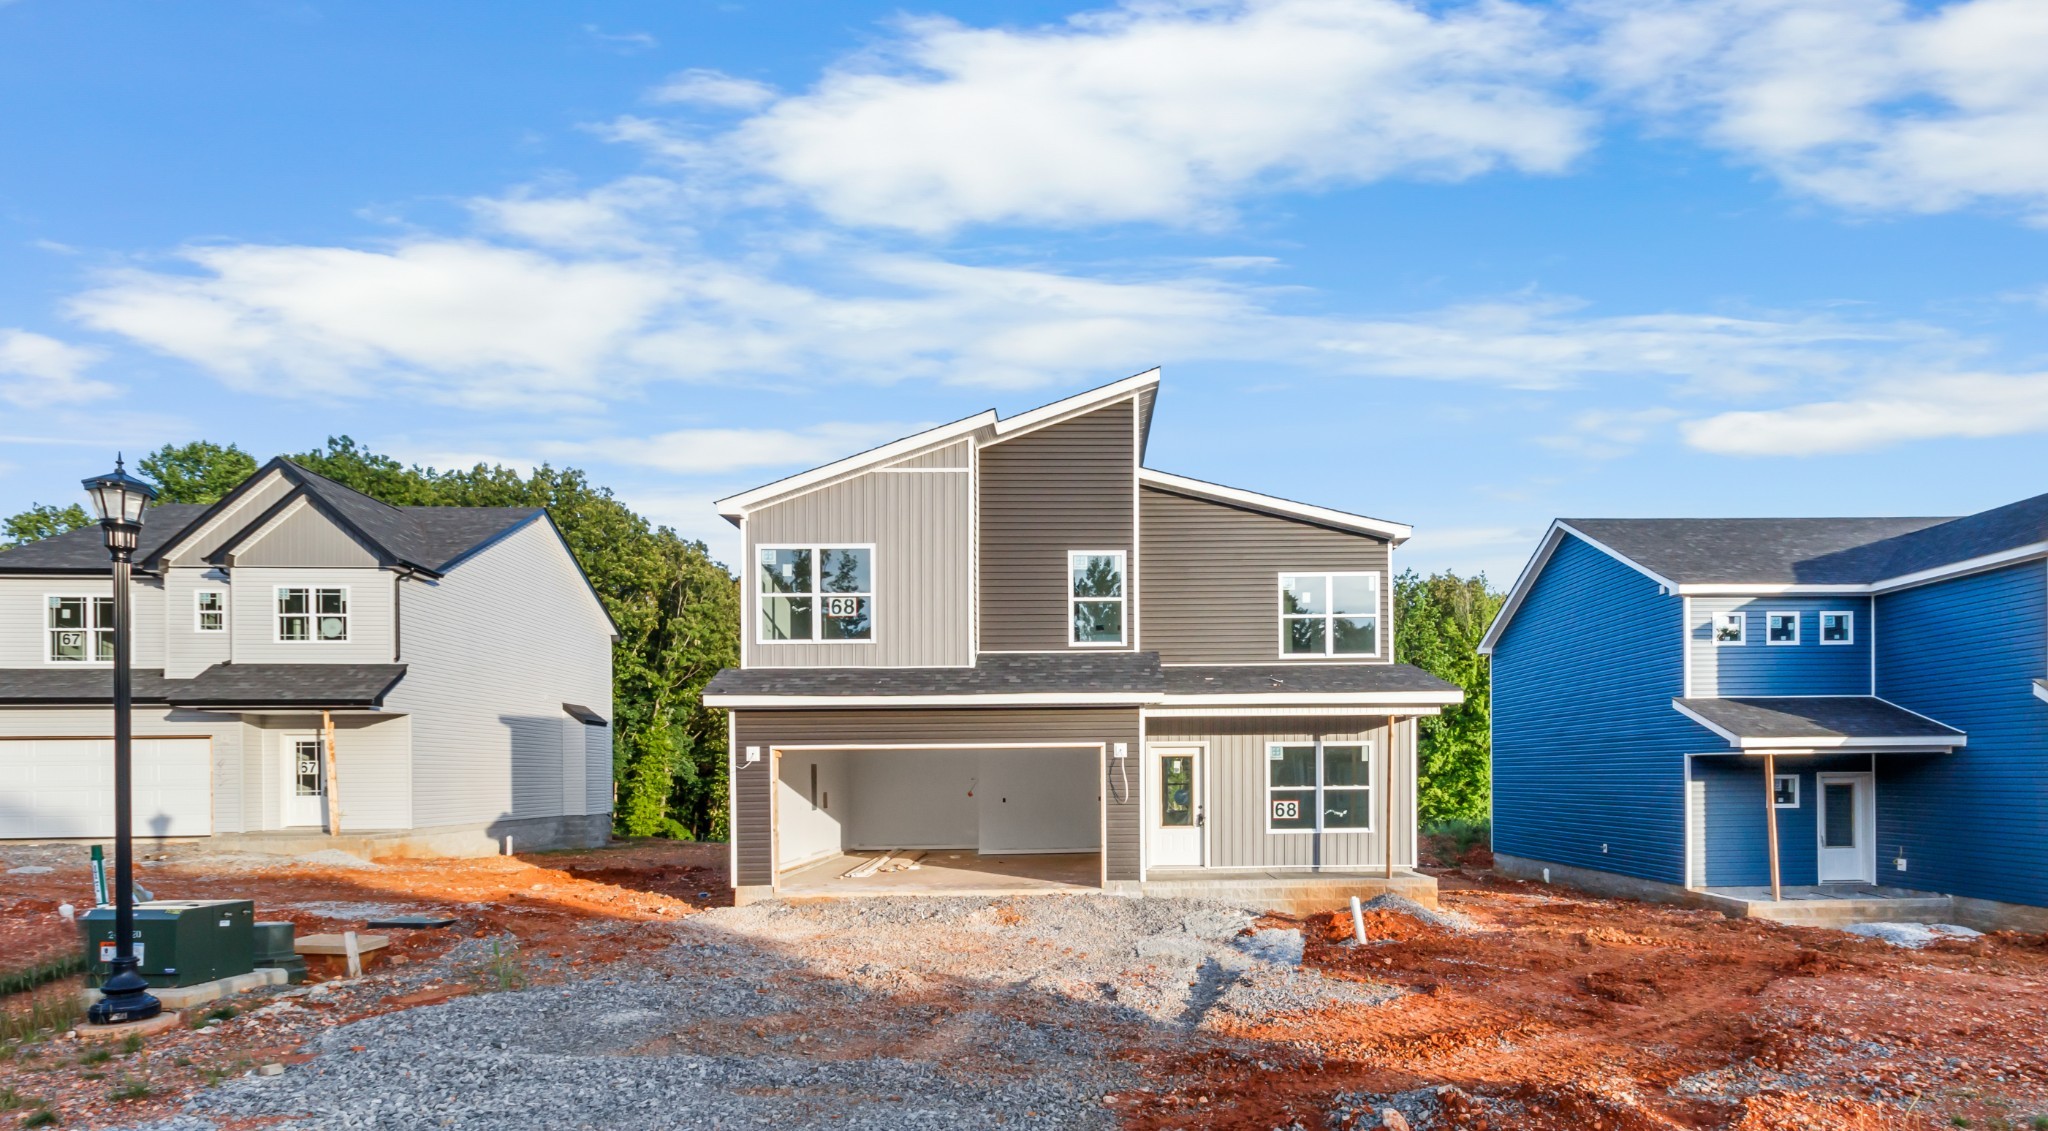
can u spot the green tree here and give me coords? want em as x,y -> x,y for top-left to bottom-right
139,441 -> 259,505
1,502 -> 91,549
1394,570 -> 1505,824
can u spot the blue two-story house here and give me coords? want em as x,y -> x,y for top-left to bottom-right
1480,493 -> 2048,930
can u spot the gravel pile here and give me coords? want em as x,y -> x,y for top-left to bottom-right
1359,893 -> 1481,933
1838,922 -> 1982,948
139,893 -> 1409,1130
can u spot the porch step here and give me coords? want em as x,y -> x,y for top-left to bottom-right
1129,870 -> 1440,915
1700,889 -> 1958,927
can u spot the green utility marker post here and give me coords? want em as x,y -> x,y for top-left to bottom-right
90,844 -> 109,906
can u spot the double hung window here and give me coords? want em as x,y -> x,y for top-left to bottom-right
278,587 -> 348,642
47,596 -> 113,662
1279,572 -> 1380,656
758,546 -> 874,642
1266,742 -> 1372,833
196,590 -> 226,632
1069,551 -> 1125,646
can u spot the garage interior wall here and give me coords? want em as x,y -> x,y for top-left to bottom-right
774,747 -> 1102,869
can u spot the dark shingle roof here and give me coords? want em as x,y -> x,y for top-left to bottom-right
278,463 -> 540,574
1162,663 -> 1460,697
0,664 -> 405,708
1564,517 -> 1953,585
1859,491 -> 2048,579
0,505 -> 210,574
1675,696 -> 1964,745
705,652 -> 1163,698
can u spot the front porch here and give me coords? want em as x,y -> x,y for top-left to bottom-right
1127,866 -> 1439,915
1697,883 -> 1957,926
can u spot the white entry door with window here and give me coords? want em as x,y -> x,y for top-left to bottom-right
1816,772 -> 1875,884
1149,746 -> 1202,867
283,735 -> 327,828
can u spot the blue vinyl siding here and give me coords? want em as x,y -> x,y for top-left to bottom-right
1875,560 -> 2048,906
1492,535 -> 1715,885
1688,597 -> 1871,697
1692,754 -> 1870,887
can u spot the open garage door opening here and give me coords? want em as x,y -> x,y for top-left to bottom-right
773,745 -> 1102,896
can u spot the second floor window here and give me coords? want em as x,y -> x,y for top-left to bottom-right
48,596 -> 113,662
196,590 -> 226,632
1766,611 -> 1799,645
1713,611 -> 1745,644
758,546 -> 873,642
1069,551 -> 1125,645
278,587 -> 348,642
1820,611 -> 1853,644
1280,572 -> 1380,656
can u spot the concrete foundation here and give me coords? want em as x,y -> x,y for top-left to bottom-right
81,967 -> 287,1012
1495,852 -> 2048,933
1124,868 -> 1440,915
208,812 -> 613,861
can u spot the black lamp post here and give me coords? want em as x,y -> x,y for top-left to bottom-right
82,456 -> 161,1026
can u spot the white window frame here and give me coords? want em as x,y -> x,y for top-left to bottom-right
1277,571 -> 1383,659
275,585 -> 350,644
1713,611 -> 1746,646
1067,549 -> 1127,648
754,543 -> 877,646
1774,774 -> 1800,809
1819,610 -> 1854,646
43,593 -> 114,665
194,589 -> 227,633
1264,740 -> 1374,835
1765,610 -> 1800,646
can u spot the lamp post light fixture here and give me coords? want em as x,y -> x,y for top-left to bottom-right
82,456 -> 162,1026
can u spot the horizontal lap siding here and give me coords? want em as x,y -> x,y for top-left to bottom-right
979,401 -> 1136,653
1492,536 -> 1708,886
1693,753 -> 1870,887
1688,596 -> 1871,697
1140,489 -> 1392,664
1147,715 -> 1413,869
730,707 -> 1140,886
746,465 -> 972,668
1875,561 -> 2048,906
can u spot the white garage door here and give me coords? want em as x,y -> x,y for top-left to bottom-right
0,738 -> 211,839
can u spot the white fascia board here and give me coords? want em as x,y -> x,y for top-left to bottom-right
1137,469 -> 1412,542
701,691 -> 1159,708
1673,583 -> 1870,596
1153,690 -> 1465,707
1670,699 -> 1964,749
1482,521 -> 1681,656
1144,705 -> 1444,718
713,411 -> 998,518
1671,699 -> 1742,746
2033,679 -> 2048,704
986,369 -> 1160,442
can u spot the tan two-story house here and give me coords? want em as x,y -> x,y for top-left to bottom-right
0,458 -> 616,856
703,371 -> 1463,905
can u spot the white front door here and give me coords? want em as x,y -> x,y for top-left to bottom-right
1816,772 -> 1875,884
283,735 -> 327,828
1149,746 -> 1202,867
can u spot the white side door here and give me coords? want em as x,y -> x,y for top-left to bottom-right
1816,772 -> 1875,884
282,735 -> 327,828
1148,745 -> 1202,867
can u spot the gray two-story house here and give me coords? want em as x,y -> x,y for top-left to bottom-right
0,458 -> 617,856
703,371 -> 1463,905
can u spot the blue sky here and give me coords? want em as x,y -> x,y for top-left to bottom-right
3,0 -> 2046,580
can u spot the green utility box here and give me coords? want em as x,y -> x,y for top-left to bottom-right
252,921 -> 306,984
79,900 -> 256,988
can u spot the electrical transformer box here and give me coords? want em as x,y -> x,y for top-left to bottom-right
80,899 -> 256,988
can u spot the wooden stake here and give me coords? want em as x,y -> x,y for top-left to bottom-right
1385,717 -> 1400,879
1764,751 -> 1781,901
322,709 -> 341,836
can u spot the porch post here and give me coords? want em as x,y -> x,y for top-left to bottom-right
1384,716 -> 1401,879
322,709 -> 341,836
1763,751 -> 1781,901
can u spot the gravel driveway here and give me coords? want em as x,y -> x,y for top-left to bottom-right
133,895 -> 1394,1130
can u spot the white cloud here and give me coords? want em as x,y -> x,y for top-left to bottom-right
1587,0 -> 2048,218
1682,371 -> 2048,455
541,422 -> 925,475
0,329 -> 112,407
583,25 -> 658,53
650,69 -> 777,110
670,0 -> 1588,232
1536,406 -> 1683,458
467,176 -> 682,251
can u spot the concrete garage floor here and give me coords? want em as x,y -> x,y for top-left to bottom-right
778,850 -> 1099,897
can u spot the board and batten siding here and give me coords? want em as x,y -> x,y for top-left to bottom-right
978,400 -> 1137,653
1139,487 -> 1393,664
1146,716 -> 1415,870
0,576 -> 166,669
244,713 -> 413,831
1874,560 -> 2048,907
743,461 -> 972,668
0,708 -> 246,835
161,471 -> 295,567
729,707 -> 1142,887
1687,596 -> 1872,697
381,518 -> 614,829
228,567 -> 393,666
885,440 -> 971,469
1491,534 -> 1716,886
228,499 -> 382,569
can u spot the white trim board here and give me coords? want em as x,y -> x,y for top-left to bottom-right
714,411 -> 997,519
985,369 -> 1159,444
703,692 -> 1158,708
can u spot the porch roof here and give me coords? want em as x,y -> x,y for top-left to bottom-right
703,651 -> 1163,707
1674,695 -> 1964,751
0,663 -> 406,710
